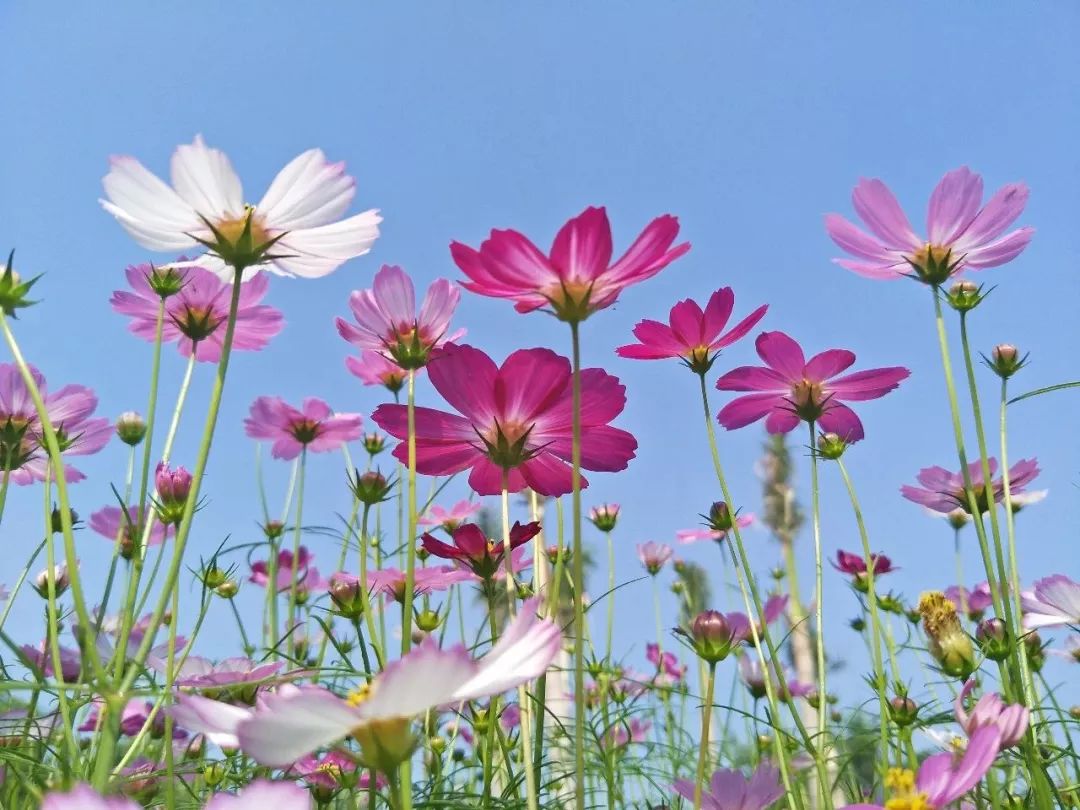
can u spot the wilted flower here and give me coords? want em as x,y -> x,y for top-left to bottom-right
901,458 -> 1040,515
919,591 -> 975,679
244,396 -> 362,460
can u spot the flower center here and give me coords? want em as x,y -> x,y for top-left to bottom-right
906,243 -> 959,286
174,305 -> 225,342
544,280 -> 596,323
478,420 -> 536,469
346,683 -> 374,707
215,209 -> 270,247
289,418 -> 322,445
790,379 -> 826,421
884,768 -> 932,810
684,346 -> 714,374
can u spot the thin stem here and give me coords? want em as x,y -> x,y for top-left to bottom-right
605,533 -> 615,660
807,422 -> 829,765
569,320 -> 586,810
693,662 -> 717,810
285,448 -> 308,658
399,369 -> 418,810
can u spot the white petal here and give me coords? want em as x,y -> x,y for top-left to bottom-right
237,689 -> 357,767
358,642 -> 478,721
204,780 -> 312,810
271,210 -> 382,278
258,149 -> 356,230
170,135 -> 244,219
452,603 -> 561,701
168,695 -> 250,749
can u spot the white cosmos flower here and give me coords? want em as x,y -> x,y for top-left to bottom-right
101,135 -> 381,280
235,599 -> 561,768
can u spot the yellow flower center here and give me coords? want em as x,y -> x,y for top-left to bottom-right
884,768 -> 932,810
215,207 -> 270,247
910,243 -> 952,270
346,683 -> 374,707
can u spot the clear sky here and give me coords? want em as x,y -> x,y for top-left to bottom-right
1,3 -> 1078,705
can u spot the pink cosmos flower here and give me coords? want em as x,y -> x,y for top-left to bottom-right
235,599 -> 561,767
1021,575 -> 1080,629
450,206 -> 690,322
0,363 -> 111,484
616,287 -> 767,373
345,349 -> 412,394
673,762 -> 783,810
726,594 -> 790,645
826,166 -> 1033,282
637,542 -> 673,575
250,547 -> 318,593
78,700 -> 183,739
418,499 -> 482,531
169,693 -> 254,749
365,566 -> 473,603
847,726 -> 1002,810
954,680 -> 1029,749
945,583 -> 994,620
901,458 -> 1040,515
111,264 -> 284,362
164,656 -> 286,690
21,642 -> 81,682
204,780 -> 312,810
832,549 -> 896,578
89,506 -> 173,559
738,655 -> 812,702
290,752 -> 384,801
244,396 -> 362,460
91,611 -> 186,663
41,785 -> 139,810
716,332 -> 908,441
372,343 -> 636,497
676,515 -> 754,545
603,717 -> 652,750
101,135 -> 380,280
421,521 -> 541,579
336,265 -> 463,370
646,643 -> 687,685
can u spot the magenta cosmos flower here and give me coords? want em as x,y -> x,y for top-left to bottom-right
250,546 -> 319,593
901,457 -> 1040,515
954,679 -> 1028,749
945,583 -> 995,620
826,166 -> 1033,284
421,521 -> 541,579
0,363 -> 111,484
244,396 -> 362,460
715,331 -> 909,442
1021,575 -> 1080,629
111,264 -> 284,362
616,287 -> 767,373
372,343 -> 636,497
337,264 -> 463,370
450,206 -> 690,322
832,549 -> 895,578
365,566 -> 473,603
101,135 -> 380,280
673,762 -> 783,810
418,499 -> 481,531
90,506 -> 173,559
345,349 -> 414,395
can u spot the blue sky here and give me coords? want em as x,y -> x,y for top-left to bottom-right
1,3 -> 1078,706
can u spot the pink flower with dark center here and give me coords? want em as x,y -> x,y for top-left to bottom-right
372,343 -> 636,497
636,542 -> 673,575
0,363 -> 111,484
954,679 -> 1029,749
336,265 -> 462,370
901,458 -> 1040,515
421,521 -> 541,579
366,566 -> 473,603
616,287 -> 767,373
345,350 -> 413,394
826,166 -> 1033,284
1021,575 -> 1080,630
673,762 -> 783,810
832,549 -> 895,577
418,499 -> 481,531
716,332 -> 908,442
111,264 -> 284,362
244,396 -> 362,460
290,752 -> 383,802
89,506 -> 173,559
450,206 -> 690,322
250,547 -> 317,593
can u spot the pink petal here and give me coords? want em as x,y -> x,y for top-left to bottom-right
549,206 -> 613,284
713,304 -> 768,350
851,177 -> 920,250
754,331 -> 805,379
237,689 -> 359,768
954,182 -> 1030,250
764,408 -> 800,434
833,257 -> 905,280
827,367 -> 910,401
715,365 -> 789,392
478,229 -> 559,289
817,403 -> 865,442
963,227 -> 1034,269
824,213 -> 897,262
495,348 -> 571,424
716,393 -> 785,430
803,349 -> 856,382
605,214 -> 691,286
668,298 -> 706,348
372,265 -> 416,327
427,344 -> 499,426
927,167 -> 984,245
700,288 -> 735,342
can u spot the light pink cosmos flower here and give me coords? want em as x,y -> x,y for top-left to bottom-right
290,752 -> 384,801
101,135 -> 381,280
716,332 -> 908,442
418,499 -> 482,531
169,692 -> 255,749
235,599 -> 561,767
250,547 -> 318,593
450,206 -> 690,322
345,349 -> 413,394
41,784 -> 139,810
846,726 -> 1002,810
901,458 -> 1040,515
244,396 -> 362,460
0,363 -> 111,484
826,166 -> 1033,282
673,762 -> 783,810
204,780 -> 312,810
372,343 -> 637,497
365,566 -> 473,603
676,514 -> 754,545
646,643 -> 687,685
161,656 -> 286,690
1021,575 -> 1080,629
945,583 -> 994,620
636,542 -> 673,575
616,287 -> 767,373
336,265 -> 463,370
954,679 -> 1029,749
21,642 -> 81,682
89,506 -> 173,559
111,264 -> 284,362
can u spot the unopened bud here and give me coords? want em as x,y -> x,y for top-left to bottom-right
976,617 -> 1011,661
363,432 -> 386,456
203,762 -> 226,787
263,520 -> 285,540
1024,631 -> 1046,673
946,509 -> 970,530
588,504 -> 620,533
328,574 -> 366,619
215,580 -> 239,599
849,617 -> 866,632
33,563 -> 71,598
51,505 -> 77,535
350,469 -> 394,506
688,610 -> 734,664
416,609 -> 441,633
706,501 -> 735,533
946,279 -> 984,311
816,432 -> 847,460
888,696 -> 919,727
116,412 -> 147,446
988,344 -> 1026,379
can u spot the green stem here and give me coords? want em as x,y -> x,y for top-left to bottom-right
285,448 -> 308,658
399,370 -> 418,810
605,533 -> 615,660
0,467 -> 11,529
693,662 -> 717,810
807,422 -> 828,771
569,321 -> 586,810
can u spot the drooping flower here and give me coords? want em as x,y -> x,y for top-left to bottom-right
418,499 -> 481,531
1021,575 -> 1080,629
616,287 -> 767,373
954,679 -> 1029,748
826,166 -> 1033,284
345,350 -> 412,394
203,779 -> 312,810
846,726 -> 1002,810
235,600 -> 561,770
0,363 -> 111,484
336,265 -> 463,370
901,458 -> 1040,515
716,332 -> 908,442
111,264 -> 284,362
636,542 -> 673,575
450,206 -> 690,322
89,506 -> 173,560
372,343 -> 636,497
421,521 -> 541,579
41,784 -> 139,810
101,135 -> 380,279
244,396 -> 362,460
672,762 -> 784,810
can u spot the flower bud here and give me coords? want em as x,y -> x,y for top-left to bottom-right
888,696 -> 919,727
146,263 -> 187,298
0,255 -> 40,317
329,574 -> 367,619
154,462 -> 192,526
588,504 -> 620,533
988,344 -> 1026,379
1070,706 -> 1080,721
416,609 -> 441,633
115,412 -> 147,446
215,580 -> 239,599
946,509 -> 970,531
816,432 -> 847,460
51,505 -> 78,535
201,566 -> 228,590
976,617 -> 1011,662
262,520 -> 285,540
33,563 -> 71,598
363,432 -> 386,456
706,501 -> 736,533
415,545 -> 430,562
876,592 -> 905,615
203,762 -> 226,787
1024,632 -> 1046,673
946,279 -> 985,311
688,610 -> 735,664
849,617 -> 866,632
429,736 -> 447,755
350,469 -> 394,506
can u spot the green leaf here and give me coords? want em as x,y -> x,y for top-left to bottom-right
1007,381 -> 1080,405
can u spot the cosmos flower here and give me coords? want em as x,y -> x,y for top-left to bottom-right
365,566 -> 473,602
675,515 -> 754,545
421,521 -> 541,579
111,264 -> 284,362
78,700 -> 184,739
616,287 -> 767,373
169,692 -> 255,749
944,583 -> 995,620
1021,575 -> 1080,629
89,506 -> 173,559
372,343 -> 636,497
602,717 -> 652,750
41,785 -> 140,810
250,547 -> 320,593
244,396 -> 362,460
101,135 -> 380,280
725,594 -> 790,645
832,550 -> 896,585
901,458 -> 1040,515
290,752 -> 384,802
235,600 -> 561,770
345,350 -> 412,394
737,655 -> 812,702
450,206 -> 690,322
636,542 -> 673,575
204,780 -> 313,810
646,643 -> 687,685
954,679 -> 1029,749
672,762 -> 783,810
336,265 -> 463,369
716,332 -> 908,442
826,166 -> 1033,283
21,642 -> 81,682
162,657 -> 286,690
419,499 -> 482,531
